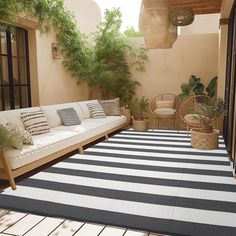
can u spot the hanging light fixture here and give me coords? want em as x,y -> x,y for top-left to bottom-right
170,8 -> 194,26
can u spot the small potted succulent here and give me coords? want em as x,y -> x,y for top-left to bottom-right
191,97 -> 225,149
130,96 -> 149,131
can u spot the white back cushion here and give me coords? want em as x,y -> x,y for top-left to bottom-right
0,107 -> 41,128
78,100 -> 100,119
41,103 -> 84,128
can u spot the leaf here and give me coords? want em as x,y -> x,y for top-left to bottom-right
193,82 -> 205,95
181,83 -> 191,94
206,76 -> 218,97
189,75 -> 200,88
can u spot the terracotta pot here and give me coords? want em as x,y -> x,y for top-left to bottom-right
191,128 -> 219,150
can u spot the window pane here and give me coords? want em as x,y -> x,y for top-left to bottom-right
19,58 -> 27,84
0,30 -> 7,55
0,56 -> 9,85
14,86 -> 20,109
2,86 -> 10,110
12,57 -> 19,84
16,29 -> 26,58
21,86 -> 29,108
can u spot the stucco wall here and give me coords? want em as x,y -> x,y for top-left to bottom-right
131,34 -> 219,100
180,14 -> 220,35
31,0 -> 101,106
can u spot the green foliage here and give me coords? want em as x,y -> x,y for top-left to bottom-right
85,9 -> 148,105
0,3 -> 148,106
178,75 -> 218,101
129,96 -> 149,120
194,97 -> 225,131
124,26 -> 142,37
0,126 -> 13,150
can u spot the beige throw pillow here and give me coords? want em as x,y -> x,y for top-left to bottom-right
21,110 -> 50,135
99,98 -> 120,116
0,123 -> 33,149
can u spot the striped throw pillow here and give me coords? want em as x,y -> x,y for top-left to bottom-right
87,103 -> 106,119
21,110 -> 50,135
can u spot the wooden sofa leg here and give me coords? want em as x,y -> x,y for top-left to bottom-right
105,134 -> 109,140
79,146 -> 84,154
0,151 -> 16,190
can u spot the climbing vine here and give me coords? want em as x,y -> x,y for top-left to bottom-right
0,1 -> 148,105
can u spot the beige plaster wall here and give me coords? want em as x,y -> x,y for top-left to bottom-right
32,0 -> 101,106
180,14 -> 220,35
131,34 -> 219,100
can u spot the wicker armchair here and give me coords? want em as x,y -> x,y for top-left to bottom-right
149,93 -> 180,130
178,95 -> 210,134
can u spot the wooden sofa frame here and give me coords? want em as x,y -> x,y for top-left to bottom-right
0,123 -> 126,190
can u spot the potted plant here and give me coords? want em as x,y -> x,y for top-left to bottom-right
191,97 -> 225,150
130,97 -> 149,131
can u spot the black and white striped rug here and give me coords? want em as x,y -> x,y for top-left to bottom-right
1,129 -> 236,236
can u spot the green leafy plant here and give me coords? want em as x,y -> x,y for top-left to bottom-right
124,26 -> 142,37
0,126 -> 13,150
194,97 -> 225,132
86,9 -> 148,106
178,75 -> 218,101
129,96 -> 149,120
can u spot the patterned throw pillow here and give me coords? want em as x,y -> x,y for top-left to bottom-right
57,108 -> 81,126
21,110 -> 50,135
87,103 -> 106,119
0,123 -> 33,149
99,98 -> 121,116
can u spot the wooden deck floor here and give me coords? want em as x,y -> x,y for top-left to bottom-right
0,210 -> 165,236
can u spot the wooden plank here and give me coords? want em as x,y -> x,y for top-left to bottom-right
0,212 -> 26,232
4,214 -> 44,235
74,223 -> 105,236
0,210 -> 8,218
220,18 -> 229,26
49,220 -> 84,236
17,17 -> 42,30
23,217 -> 64,236
170,0 -> 222,14
124,229 -> 148,236
99,226 -> 126,236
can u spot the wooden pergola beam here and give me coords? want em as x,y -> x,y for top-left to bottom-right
170,0 -> 222,15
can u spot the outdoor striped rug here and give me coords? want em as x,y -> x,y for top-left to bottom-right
1,129 -> 236,236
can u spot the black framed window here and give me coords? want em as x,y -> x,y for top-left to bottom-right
224,3 -> 236,173
0,24 -> 31,111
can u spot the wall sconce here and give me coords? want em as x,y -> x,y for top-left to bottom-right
52,43 -> 61,59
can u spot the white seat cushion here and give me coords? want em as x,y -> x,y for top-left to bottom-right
2,115 -> 127,170
154,108 -> 176,116
184,114 -> 201,124
41,103 -> 84,128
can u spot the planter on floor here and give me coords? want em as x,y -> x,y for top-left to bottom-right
132,119 -> 149,131
191,128 -> 219,150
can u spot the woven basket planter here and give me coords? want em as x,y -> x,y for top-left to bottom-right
133,119 -> 149,131
191,128 -> 219,150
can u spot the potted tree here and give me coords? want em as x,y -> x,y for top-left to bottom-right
191,97 -> 225,150
130,97 -> 149,131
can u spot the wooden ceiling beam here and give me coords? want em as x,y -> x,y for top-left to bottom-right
169,0 -> 222,15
